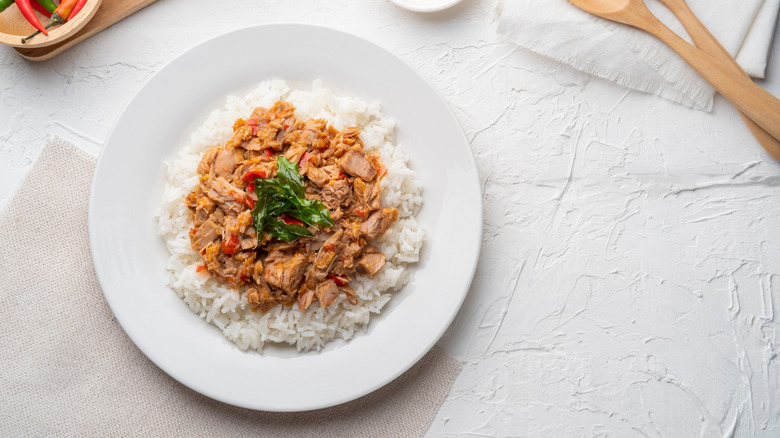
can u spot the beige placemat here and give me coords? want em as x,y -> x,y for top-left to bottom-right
0,138 -> 461,437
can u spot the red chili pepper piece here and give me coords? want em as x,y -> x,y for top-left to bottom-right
15,0 -> 48,36
242,170 -> 267,182
278,215 -> 304,226
264,149 -> 274,159
221,234 -> 239,255
245,180 -> 256,208
245,118 -> 259,135
327,274 -> 347,287
298,152 -> 312,167
230,191 -> 245,204
196,265 -> 207,273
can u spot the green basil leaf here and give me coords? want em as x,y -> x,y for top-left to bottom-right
266,217 -> 313,242
251,156 -> 333,243
255,178 -> 286,198
250,189 -> 271,238
275,156 -> 305,197
290,197 -> 334,228
265,193 -> 292,217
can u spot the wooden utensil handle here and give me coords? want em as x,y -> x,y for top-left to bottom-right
659,0 -> 780,160
637,14 -> 780,142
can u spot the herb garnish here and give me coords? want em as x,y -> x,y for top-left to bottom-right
251,156 -> 334,242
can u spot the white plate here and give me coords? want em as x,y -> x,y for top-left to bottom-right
390,0 -> 463,13
89,24 -> 481,412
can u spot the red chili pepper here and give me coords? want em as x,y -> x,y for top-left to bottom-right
245,118 -> 259,135
264,149 -> 274,159
245,196 -> 254,209
337,171 -> 346,180
221,234 -> 239,255
327,274 -> 347,287
15,0 -> 48,36
30,0 -> 51,17
278,215 -> 304,226
21,0 -> 80,43
355,208 -> 367,217
196,265 -> 208,273
69,0 -> 88,19
246,182 -> 255,193
242,170 -> 267,182
298,152 -> 312,167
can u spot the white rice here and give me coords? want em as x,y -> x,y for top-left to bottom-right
156,80 -> 424,352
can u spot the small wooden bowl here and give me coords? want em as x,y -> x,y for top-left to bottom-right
0,0 -> 101,48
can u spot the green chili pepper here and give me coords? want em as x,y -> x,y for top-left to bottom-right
34,0 -> 56,13
30,0 -> 51,17
0,0 -> 14,13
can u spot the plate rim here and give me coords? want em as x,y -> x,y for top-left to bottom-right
88,22 -> 482,411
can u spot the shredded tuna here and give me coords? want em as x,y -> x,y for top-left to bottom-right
185,101 -> 397,312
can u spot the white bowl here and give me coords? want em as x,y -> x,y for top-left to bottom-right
389,0 -> 463,13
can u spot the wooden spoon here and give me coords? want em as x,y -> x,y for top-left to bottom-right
658,0 -> 780,160
567,0 -> 780,150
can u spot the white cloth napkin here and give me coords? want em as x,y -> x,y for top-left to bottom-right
498,0 -> 780,111
737,0 -> 780,77
0,138 -> 462,437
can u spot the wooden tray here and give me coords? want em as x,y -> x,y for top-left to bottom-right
14,0 -> 158,61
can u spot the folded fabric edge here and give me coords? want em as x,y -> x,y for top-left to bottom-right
737,0 -> 780,78
495,17 -> 715,111
496,38 -> 713,111
45,135 -> 98,163
619,28 -> 716,112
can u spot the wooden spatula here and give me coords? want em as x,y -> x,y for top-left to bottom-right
568,0 -> 780,159
657,0 -> 780,160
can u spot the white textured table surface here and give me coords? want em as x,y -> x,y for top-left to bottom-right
2,1 -> 779,436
